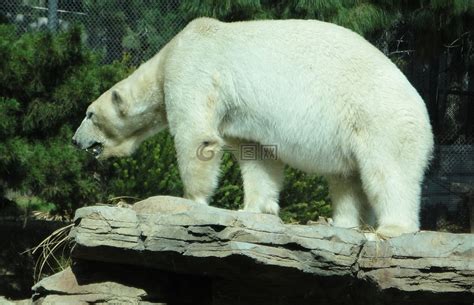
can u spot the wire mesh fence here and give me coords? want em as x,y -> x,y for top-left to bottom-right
422,135 -> 473,232
1,0 -> 187,64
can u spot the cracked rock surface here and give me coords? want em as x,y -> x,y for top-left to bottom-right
32,196 -> 473,305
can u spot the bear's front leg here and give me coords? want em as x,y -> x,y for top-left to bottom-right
174,129 -> 224,205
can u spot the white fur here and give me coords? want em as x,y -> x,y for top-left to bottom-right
73,18 -> 434,237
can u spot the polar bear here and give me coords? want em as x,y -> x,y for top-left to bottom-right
72,18 -> 434,237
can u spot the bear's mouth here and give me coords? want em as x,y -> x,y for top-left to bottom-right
86,142 -> 104,158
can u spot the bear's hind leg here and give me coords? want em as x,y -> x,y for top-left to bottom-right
238,153 -> 284,215
358,159 -> 421,237
327,175 -> 366,229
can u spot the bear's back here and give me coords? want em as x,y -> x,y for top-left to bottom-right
173,18 -> 420,109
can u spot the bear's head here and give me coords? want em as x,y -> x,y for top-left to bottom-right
72,80 -> 167,159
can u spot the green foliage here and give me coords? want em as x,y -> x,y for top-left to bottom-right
13,196 -> 55,214
0,24 -> 129,215
280,169 -> 331,223
280,201 -> 332,224
181,0 -> 266,21
182,0 -> 395,36
0,98 -> 20,138
106,132 -> 183,199
212,153 -> 244,211
79,0 -> 187,64
333,3 -> 391,35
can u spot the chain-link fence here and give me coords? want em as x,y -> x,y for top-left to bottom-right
1,0 -> 187,64
422,138 -> 473,232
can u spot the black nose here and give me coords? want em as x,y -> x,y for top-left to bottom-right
72,138 -> 78,147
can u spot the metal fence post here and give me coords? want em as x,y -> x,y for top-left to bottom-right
48,0 -> 58,32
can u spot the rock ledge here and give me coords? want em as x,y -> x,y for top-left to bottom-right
32,196 -> 474,305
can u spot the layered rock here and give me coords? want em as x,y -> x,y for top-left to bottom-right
32,196 -> 474,305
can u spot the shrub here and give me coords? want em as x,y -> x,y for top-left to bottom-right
0,25 -> 129,215
105,132 -> 183,200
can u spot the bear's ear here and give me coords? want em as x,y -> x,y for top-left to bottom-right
112,89 -> 128,116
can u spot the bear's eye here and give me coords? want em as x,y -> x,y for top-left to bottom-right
86,112 -> 94,119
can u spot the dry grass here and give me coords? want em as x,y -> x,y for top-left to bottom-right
20,196 -> 141,283
24,223 -> 74,282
